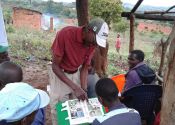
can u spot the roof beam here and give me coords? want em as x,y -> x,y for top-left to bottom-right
165,5 -> 175,13
121,12 -> 175,21
131,0 -> 144,13
144,11 -> 175,15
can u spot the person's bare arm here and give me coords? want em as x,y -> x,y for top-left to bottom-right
52,54 -> 87,100
80,63 -> 89,92
100,43 -> 109,77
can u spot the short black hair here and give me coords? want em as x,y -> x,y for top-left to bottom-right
130,50 -> 145,61
0,61 -> 23,85
95,78 -> 118,102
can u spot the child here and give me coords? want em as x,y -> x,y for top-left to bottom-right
0,61 -> 50,125
92,78 -> 141,125
115,34 -> 121,56
0,82 -> 50,125
0,61 -> 22,90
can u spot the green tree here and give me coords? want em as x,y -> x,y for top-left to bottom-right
45,0 -> 63,15
113,19 -> 129,33
89,0 -> 123,27
62,8 -> 71,17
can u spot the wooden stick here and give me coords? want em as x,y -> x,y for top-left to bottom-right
121,12 -> 175,21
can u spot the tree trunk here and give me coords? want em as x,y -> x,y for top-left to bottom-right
158,38 -> 168,77
75,0 -> 108,77
76,0 -> 88,26
160,23 -> 175,125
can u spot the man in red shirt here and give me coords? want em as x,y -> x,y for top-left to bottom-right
49,18 -> 109,125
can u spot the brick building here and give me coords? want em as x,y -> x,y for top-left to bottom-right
13,7 -> 42,30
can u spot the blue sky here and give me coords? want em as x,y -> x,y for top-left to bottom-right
45,0 -> 175,7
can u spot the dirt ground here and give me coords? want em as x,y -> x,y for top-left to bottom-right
22,61 -> 52,125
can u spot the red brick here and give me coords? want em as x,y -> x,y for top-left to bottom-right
12,7 -> 42,30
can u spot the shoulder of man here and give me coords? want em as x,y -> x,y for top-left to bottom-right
92,119 -> 101,125
135,64 -> 156,84
95,108 -> 139,124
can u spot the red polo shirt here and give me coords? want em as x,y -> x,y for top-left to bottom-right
51,26 -> 95,72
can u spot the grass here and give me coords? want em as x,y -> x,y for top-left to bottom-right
106,29 -> 161,76
6,25 -> 161,76
8,27 -> 55,62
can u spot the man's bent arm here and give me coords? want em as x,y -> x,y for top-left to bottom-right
52,54 -> 87,100
80,64 -> 89,91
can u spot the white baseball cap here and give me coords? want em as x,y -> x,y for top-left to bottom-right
0,82 -> 50,122
88,18 -> 109,48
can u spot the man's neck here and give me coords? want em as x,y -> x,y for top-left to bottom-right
107,99 -> 120,109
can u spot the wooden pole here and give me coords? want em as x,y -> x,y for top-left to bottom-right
158,38 -> 168,76
131,0 -> 143,13
50,17 -> 54,32
121,12 -> 175,21
76,0 -> 88,26
144,11 -> 175,15
129,14 -> 135,52
160,22 -> 175,125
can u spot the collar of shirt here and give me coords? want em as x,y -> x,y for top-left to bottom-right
109,102 -> 126,112
130,62 -> 145,71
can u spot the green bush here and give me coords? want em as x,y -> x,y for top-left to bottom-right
7,27 -> 54,62
6,25 -> 15,33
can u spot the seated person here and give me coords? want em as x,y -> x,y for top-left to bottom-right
0,82 -> 50,125
0,61 -> 22,90
92,78 -> 141,125
123,50 -> 156,91
87,59 -> 99,98
0,61 -> 50,125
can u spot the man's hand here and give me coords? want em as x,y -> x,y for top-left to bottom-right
73,85 -> 88,101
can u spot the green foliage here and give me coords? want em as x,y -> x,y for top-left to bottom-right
89,0 -> 123,26
3,8 -> 12,24
44,1 -> 64,16
107,52 -> 128,76
5,24 -> 161,76
112,19 -> 129,33
60,8 -> 76,18
107,50 -> 160,76
134,21 -> 139,27
1,0 -> 76,18
8,27 -> 54,61
6,25 -> 15,33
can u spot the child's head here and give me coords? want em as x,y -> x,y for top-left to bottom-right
0,61 -> 23,88
95,78 -> 119,107
0,82 -> 50,125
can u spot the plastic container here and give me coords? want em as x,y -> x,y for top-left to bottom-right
111,74 -> 126,92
